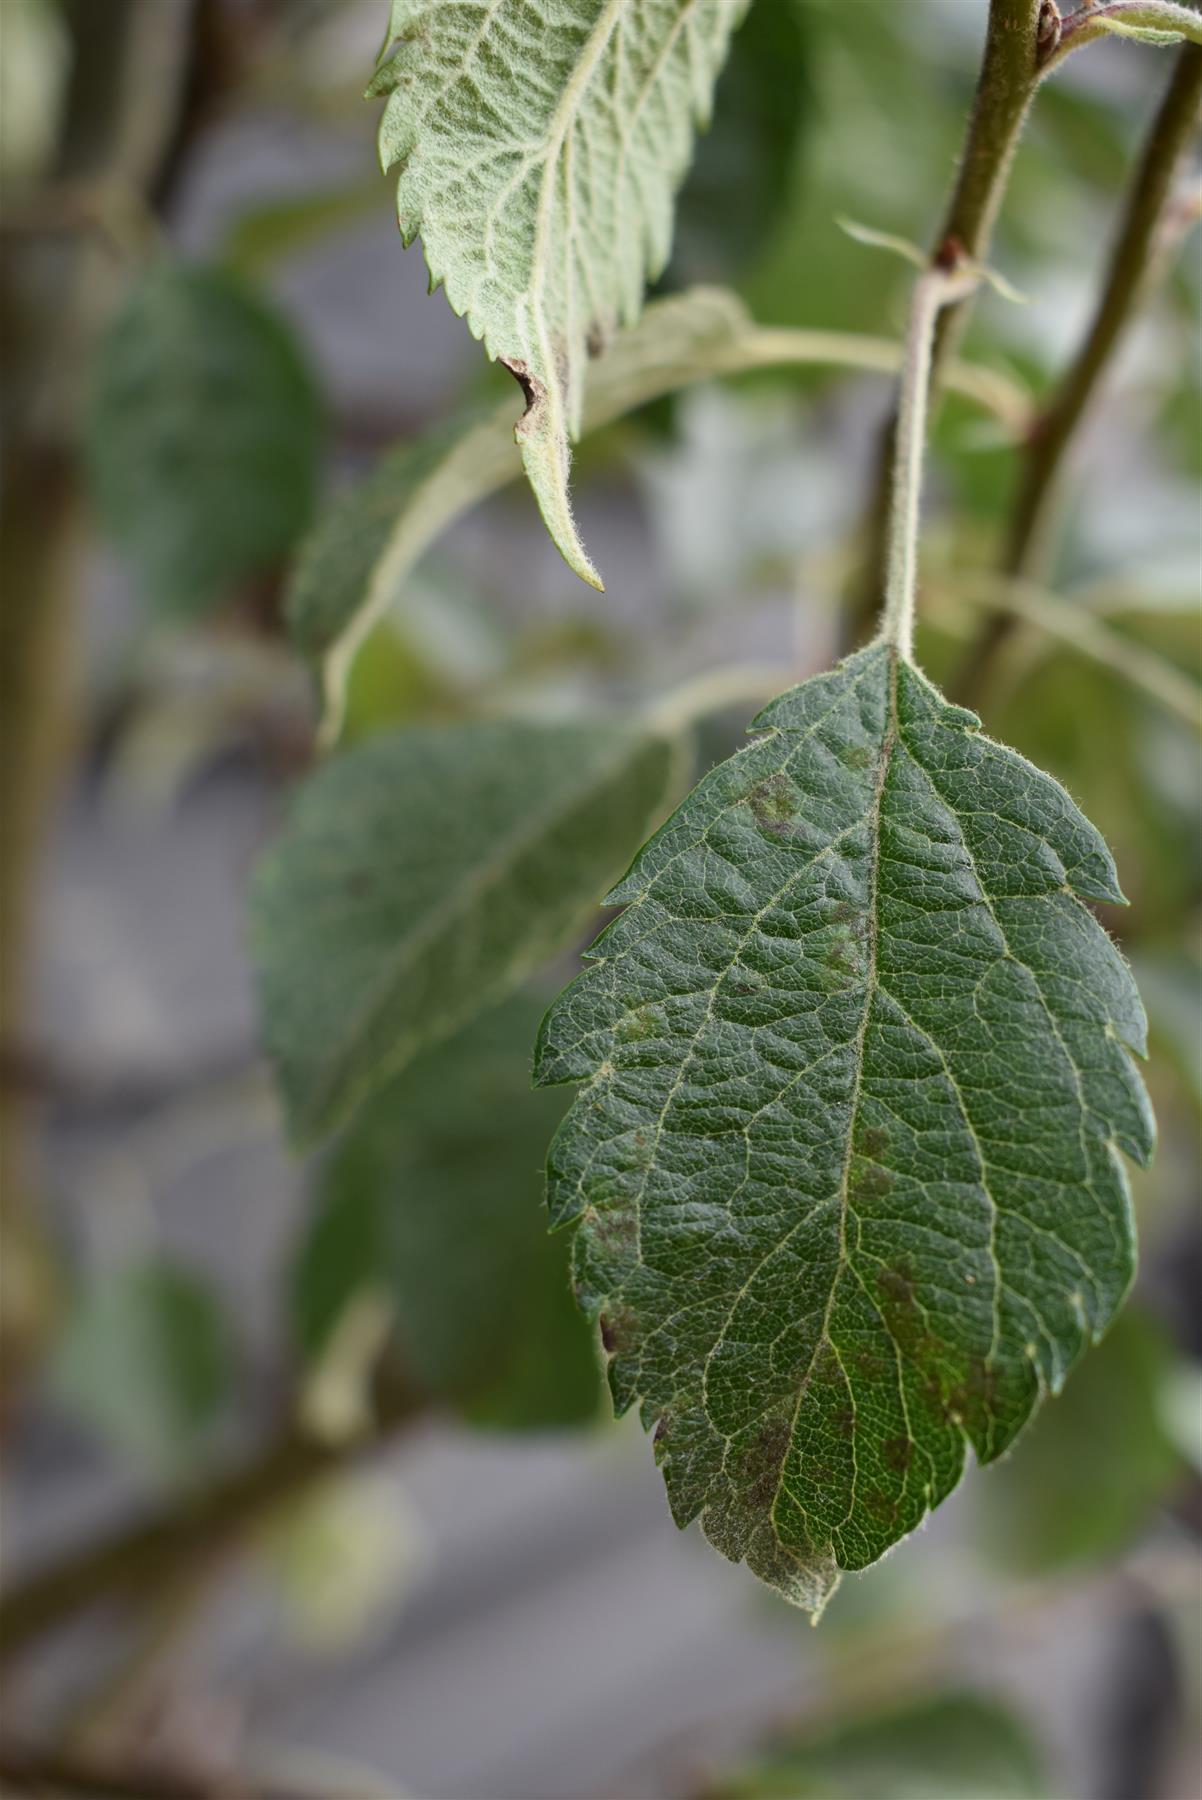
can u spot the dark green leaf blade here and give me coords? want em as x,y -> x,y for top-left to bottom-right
85,263 -> 322,615
294,996 -> 601,1430
251,718 -> 680,1145
535,643 -> 1153,1612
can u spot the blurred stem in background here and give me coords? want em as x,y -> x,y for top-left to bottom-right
0,0 -> 197,1406
956,41 -> 1202,705
849,0 -> 1045,642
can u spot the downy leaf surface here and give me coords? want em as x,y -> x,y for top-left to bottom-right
536,643 -> 1153,1611
251,718 -> 679,1144
371,0 -> 749,586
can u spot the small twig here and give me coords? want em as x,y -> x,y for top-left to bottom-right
850,0 -> 1045,639
937,572 -> 1202,727
0,1372 -> 419,1670
955,43 -> 1202,705
0,1743 -> 318,1800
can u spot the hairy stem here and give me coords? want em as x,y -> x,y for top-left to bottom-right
956,42 -> 1202,703
878,264 -> 981,660
849,0 -> 1045,641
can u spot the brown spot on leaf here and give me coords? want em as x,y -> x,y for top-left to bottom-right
750,776 -> 800,833
831,1405 -> 855,1441
598,1303 -> 636,1356
851,1160 -> 894,1204
883,1434 -> 913,1474
876,1264 -> 915,1307
501,357 -> 545,435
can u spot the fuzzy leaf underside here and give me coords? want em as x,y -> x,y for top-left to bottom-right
372,0 -> 748,586
535,644 -> 1153,1612
287,287 -> 750,721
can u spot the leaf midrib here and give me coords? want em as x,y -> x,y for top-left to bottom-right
768,649 -> 897,1551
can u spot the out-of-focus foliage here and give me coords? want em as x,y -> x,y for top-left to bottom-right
7,0 -> 1200,1788
51,1261 -> 231,1473
85,263 -> 323,616
709,1691 -> 1049,1799
0,0 -> 67,186
250,718 -> 679,1143
978,1306 -> 1184,1574
294,995 -> 601,1430
668,0 -> 811,284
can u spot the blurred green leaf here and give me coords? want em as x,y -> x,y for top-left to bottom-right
668,0 -> 810,284
52,1262 -> 231,1472
251,717 -> 680,1144
1132,948 -> 1202,1110
288,285 -> 1023,742
977,1307 -> 1183,1575
711,1691 -> 1050,1799
221,181 -> 385,277
287,289 -> 751,733
294,997 -> 601,1429
85,262 -> 323,616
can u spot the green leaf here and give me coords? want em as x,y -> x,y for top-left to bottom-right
85,262 -> 323,616
711,1691 -> 1049,1799
287,284 -> 1027,741
371,0 -> 749,586
667,0 -> 810,283
288,287 -> 750,719
52,1262 -> 231,1472
295,996 -> 601,1429
1095,17 -> 1191,47
536,644 -> 1153,1613
251,717 -> 680,1145
221,181 -> 385,277
977,1305 -> 1183,1573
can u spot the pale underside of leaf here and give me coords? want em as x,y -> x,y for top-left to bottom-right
285,286 -> 1030,744
535,644 -> 1154,1612
372,0 -> 750,586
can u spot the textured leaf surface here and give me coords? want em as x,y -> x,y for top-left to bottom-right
86,264 -> 322,615
712,1691 -> 1049,1799
295,996 -> 601,1429
288,283 -> 1023,740
372,0 -> 748,585
288,288 -> 747,682
536,643 -> 1153,1611
251,718 -> 679,1144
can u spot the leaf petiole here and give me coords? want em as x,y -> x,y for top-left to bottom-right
878,260 -> 981,661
